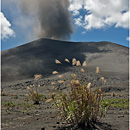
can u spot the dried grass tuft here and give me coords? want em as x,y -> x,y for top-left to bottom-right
34,74 -> 42,80
72,58 -> 77,65
52,71 -> 58,75
58,75 -> 64,79
82,61 -> 87,67
76,60 -> 81,66
53,80 -> 109,127
96,66 -> 100,73
51,59 -> 110,127
55,59 -> 62,64
58,80 -> 64,84
80,68 -> 85,72
65,58 -> 70,63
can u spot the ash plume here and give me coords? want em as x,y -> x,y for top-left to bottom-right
19,0 -> 73,40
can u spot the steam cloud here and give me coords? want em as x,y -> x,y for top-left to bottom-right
19,0 -> 73,40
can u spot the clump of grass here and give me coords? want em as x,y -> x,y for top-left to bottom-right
72,58 -> 77,66
34,74 -> 42,80
52,58 -> 110,128
53,80 -> 110,127
76,60 -> 81,66
65,58 -> 70,63
55,59 -> 62,64
52,71 -> 59,75
82,61 -> 87,67
26,74 -> 46,104
27,84 -> 46,104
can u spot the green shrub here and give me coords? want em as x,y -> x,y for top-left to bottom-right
52,58 -> 110,128
53,79 -> 110,127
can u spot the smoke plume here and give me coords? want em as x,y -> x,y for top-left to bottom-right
19,0 -> 73,40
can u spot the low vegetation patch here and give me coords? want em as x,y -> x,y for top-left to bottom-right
104,98 -> 129,109
1,101 -> 37,111
53,80 -> 110,127
27,85 -> 46,104
51,58 -> 110,128
27,75 -> 46,104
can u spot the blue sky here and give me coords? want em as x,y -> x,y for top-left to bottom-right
1,0 -> 129,51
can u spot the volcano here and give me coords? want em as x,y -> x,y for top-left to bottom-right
2,38 -> 128,84
1,38 -> 129,130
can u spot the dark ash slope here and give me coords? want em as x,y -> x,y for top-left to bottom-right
2,38 -> 129,83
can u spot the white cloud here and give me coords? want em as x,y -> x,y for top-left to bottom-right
126,36 -> 130,41
1,12 -> 15,39
69,0 -> 84,16
74,15 -> 84,26
69,0 -> 84,12
69,0 -> 129,30
73,10 -> 80,16
115,11 -> 129,28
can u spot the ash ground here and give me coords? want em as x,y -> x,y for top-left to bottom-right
1,39 -> 129,130
1,66 -> 129,130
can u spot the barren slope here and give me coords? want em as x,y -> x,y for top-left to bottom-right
2,38 -> 128,84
